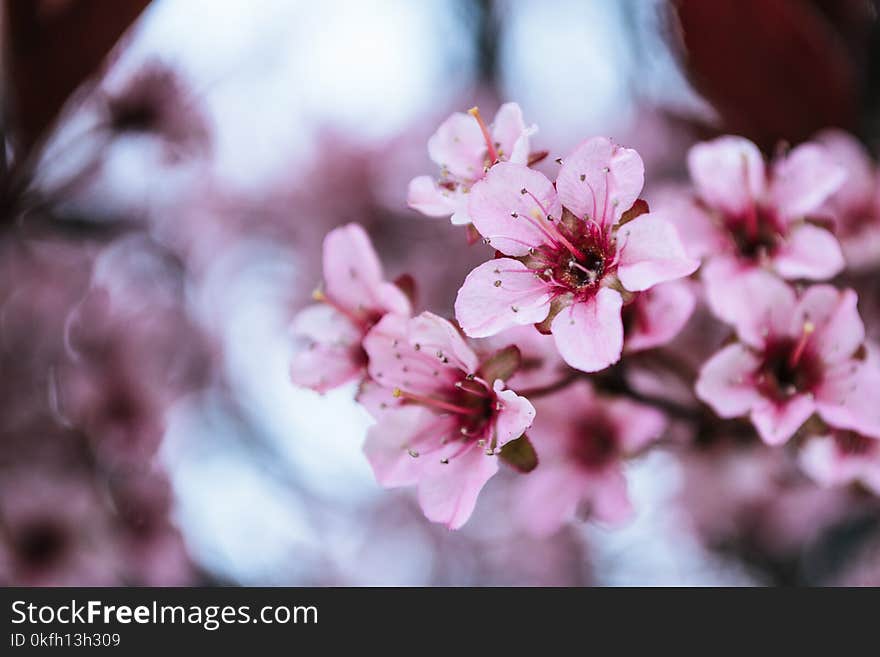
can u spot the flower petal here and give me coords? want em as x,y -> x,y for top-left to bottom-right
492,381 -> 536,448
616,213 -> 699,291
516,465 -> 586,537
427,111 -> 484,180
816,360 -> 880,439
556,136 -> 644,228
770,143 -> 846,221
815,129 -> 877,219
363,406 -> 457,487
792,286 -> 864,365
605,398 -> 667,454
406,175 -> 456,218
750,394 -> 815,445
772,223 -> 844,281
323,223 -> 410,316
695,343 -> 762,417
703,259 -> 796,348
455,258 -> 553,338
648,188 -> 729,260
289,304 -> 364,393
550,287 -> 623,373
624,280 -> 697,353
687,136 -> 766,216
364,313 -> 476,396
491,102 -> 534,163
468,163 -> 561,256
417,444 -> 499,529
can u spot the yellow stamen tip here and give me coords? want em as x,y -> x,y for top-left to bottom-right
312,289 -> 325,301
803,321 -> 815,334
467,106 -> 480,118
392,388 -> 403,398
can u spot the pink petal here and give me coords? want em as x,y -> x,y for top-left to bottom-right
556,137 -> 644,228
427,111 -> 484,180
695,343 -> 762,417
605,398 -> 667,454
550,287 -> 623,373
815,129 -> 876,219
772,223 -> 844,281
616,213 -> 699,291
687,136 -> 766,216
322,223 -> 410,316
648,188 -> 728,260
517,465 -> 586,537
364,313 -> 473,397
624,280 -> 696,353
363,406 -> 457,487
816,360 -> 880,439
703,259 -> 796,348
289,304 -> 364,393
589,467 -> 635,526
355,378 -> 401,419
750,394 -> 816,445
492,380 -> 536,447
797,433 -> 880,493
491,102 -> 533,164
792,286 -> 864,365
408,311 -> 480,373
406,175 -> 456,218
770,143 -> 847,221
455,258 -> 554,338
417,444 -> 499,529
468,162 -> 561,256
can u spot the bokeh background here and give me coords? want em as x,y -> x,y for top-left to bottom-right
3,0 -> 880,586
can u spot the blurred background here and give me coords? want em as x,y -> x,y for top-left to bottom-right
3,0 -> 880,586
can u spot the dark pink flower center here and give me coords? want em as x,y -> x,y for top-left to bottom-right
755,331 -> 822,400
526,219 -> 616,302
394,374 -> 500,455
572,414 -> 619,470
726,204 -> 784,260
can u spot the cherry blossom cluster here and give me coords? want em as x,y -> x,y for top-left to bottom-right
290,104 -> 880,531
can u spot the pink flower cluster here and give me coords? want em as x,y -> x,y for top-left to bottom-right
291,104 -> 880,532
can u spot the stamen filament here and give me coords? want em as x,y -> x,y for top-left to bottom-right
788,321 -> 815,369
393,388 -> 480,415
468,107 -> 499,164
520,188 -> 586,259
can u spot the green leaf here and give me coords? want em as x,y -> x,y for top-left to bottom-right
499,434 -> 538,473
478,345 -> 521,383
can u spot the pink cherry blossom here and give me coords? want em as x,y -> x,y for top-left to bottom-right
517,381 -> 665,536
454,137 -> 698,372
622,279 -> 697,353
696,273 -> 880,445
407,103 -> 536,225
799,431 -> 880,495
815,129 -> 880,271
290,223 -> 411,393
359,311 -> 535,529
664,136 -> 847,316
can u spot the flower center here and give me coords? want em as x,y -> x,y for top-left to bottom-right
394,375 -> 497,442
727,204 -> 783,259
573,415 -> 619,469
526,218 -> 613,299
756,325 -> 822,399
